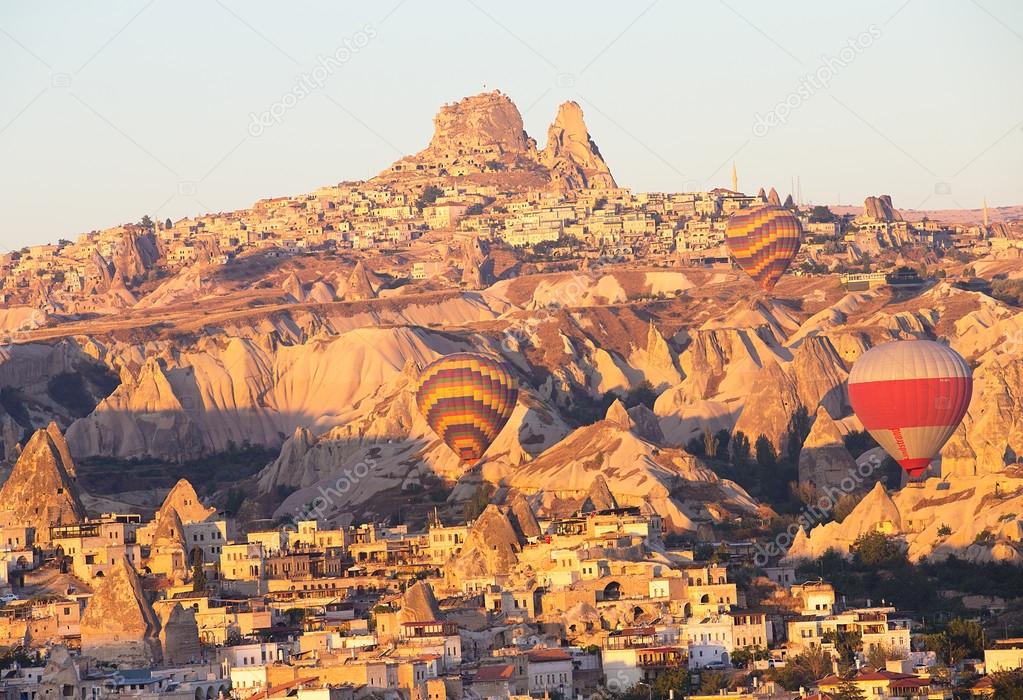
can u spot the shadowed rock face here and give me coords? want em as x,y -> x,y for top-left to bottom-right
158,603 -> 201,665
81,557 -> 162,667
0,426 -> 84,544
798,406 -> 858,490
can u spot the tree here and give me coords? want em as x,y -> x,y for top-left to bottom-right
190,548 -> 207,592
866,643 -> 904,670
138,214 -> 155,230
703,430 -> 720,459
686,434 -> 706,457
164,218 -> 173,229
851,531 -> 903,568
823,629 -> 862,674
755,435 -> 778,471
731,431 -> 751,469
698,671 -> 726,693
463,483 -> 493,522
991,669 -> 1023,699
808,205 -> 836,223
713,429 -> 731,461
919,620 -> 982,667
650,666 -> 689,698
624,381 -> 657,410
946,618 -> 984,660
830,679 -> 866,700
416,185 -> 444,209
769,646 -> 831,690
786,405 -> 812,463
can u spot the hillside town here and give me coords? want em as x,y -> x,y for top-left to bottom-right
2,88 -> 1023,700
0,93 -> 1019,322
2,421 -> 1019,700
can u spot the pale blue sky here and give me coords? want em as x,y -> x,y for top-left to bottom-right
1,0 -> 1021,248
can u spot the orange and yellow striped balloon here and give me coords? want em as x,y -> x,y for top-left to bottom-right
415,353 -> 519,464
725,205 -> 802,292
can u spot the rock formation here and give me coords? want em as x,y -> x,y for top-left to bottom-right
539,101 -> 616,190
81,557 -> 162,666
448,504 -> 523,583
731,357 -> 801,455
507,491 -> 542,539
582,474 -> 619,513
157,603 -> 201,665
400,581 -> 443,623
0,426 -> 84,544
798,407 -> 858,490
111,230 -> 160,284
767,187 -> 781,206
341,261 -> 380,301
382,91 -> 615,192
493,419 -> 757,532
144,507 -> 188,581
157,479 -> 216,524
786,472 -> 1023,564
862,194 -> 903,222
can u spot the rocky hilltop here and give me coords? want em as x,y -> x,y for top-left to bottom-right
382,90 -> 615,191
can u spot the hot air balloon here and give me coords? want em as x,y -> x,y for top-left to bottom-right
415,352 -> 519,464
848,340 -> 972,478
725,205 -> 802,292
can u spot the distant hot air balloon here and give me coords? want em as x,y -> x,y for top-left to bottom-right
848,340 -> 972,478
415,352 -> 519,464
725,205 -> 802,292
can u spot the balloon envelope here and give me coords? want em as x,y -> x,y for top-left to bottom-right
415,352 -> 518,463
848,340 -> 972,477
725,205 -> 802,292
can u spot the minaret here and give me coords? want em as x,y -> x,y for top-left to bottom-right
731,162 -> 738,192
983,197 -> 989,229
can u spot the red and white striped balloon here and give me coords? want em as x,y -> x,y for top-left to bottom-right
848,340 -> 972,478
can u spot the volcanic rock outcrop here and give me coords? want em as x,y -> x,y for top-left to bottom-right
786,473 -> 1023,564
157,603 -> 201,665
490,419 -> 758,532
81,557 -> 163,666
400,581 -> 444,623
797,407 -> 858,490
447,504 -> 524,586
0,425 -> 84,544
539,101 -> 616,190
383,91 -> 615,192
862,194 -> 903,222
